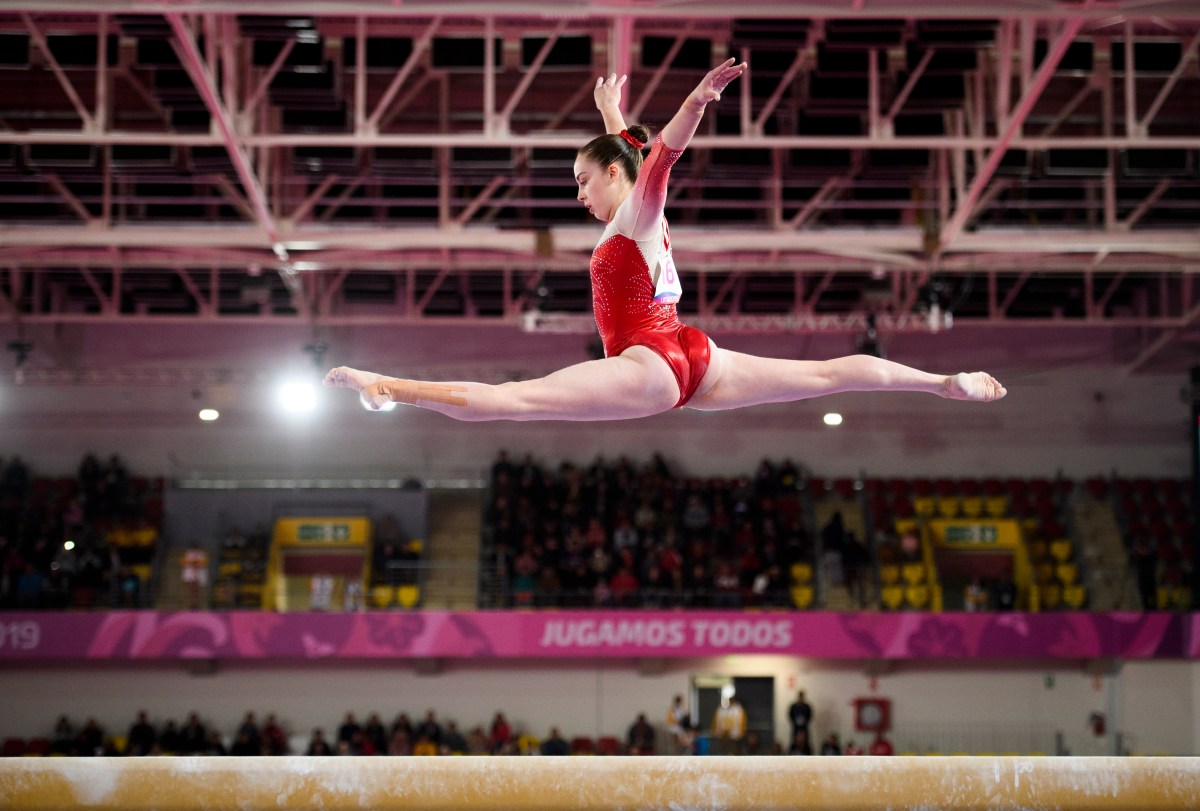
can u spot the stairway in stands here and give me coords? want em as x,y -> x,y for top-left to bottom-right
1069,491 -> 1135,610
419,490 -> 485,609
810,481 -> 869,610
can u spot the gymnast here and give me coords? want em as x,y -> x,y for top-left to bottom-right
325,59 -> 1006,420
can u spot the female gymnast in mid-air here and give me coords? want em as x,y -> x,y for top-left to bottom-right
325,59 -> 1006,420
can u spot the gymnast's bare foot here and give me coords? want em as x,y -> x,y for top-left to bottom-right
941,372 -> 1007,403
323,366 -> 393,410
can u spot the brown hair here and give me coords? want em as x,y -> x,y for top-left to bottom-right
576,123 -> 653,184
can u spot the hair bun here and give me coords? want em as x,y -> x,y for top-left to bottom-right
625,124 -> 652,149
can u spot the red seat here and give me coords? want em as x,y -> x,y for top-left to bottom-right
25,738 -> 49,756
570,737 -> 594,755
596,736 -> 622,756
959,479 -> 982,497
1085,477 -> 1108,500
2,738 -> 26,757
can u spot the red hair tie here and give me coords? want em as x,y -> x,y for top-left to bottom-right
619,129 -> 645,150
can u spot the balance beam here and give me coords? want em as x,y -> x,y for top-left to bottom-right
1,756 -> 1197,811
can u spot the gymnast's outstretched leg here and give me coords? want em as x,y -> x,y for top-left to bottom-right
686,344 -> 1006,411
323,345 -> 680,422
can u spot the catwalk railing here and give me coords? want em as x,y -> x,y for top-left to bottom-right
1,756 -> 1197,811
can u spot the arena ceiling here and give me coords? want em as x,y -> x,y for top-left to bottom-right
1,0 -> 1199,374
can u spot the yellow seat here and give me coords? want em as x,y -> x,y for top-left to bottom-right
371,585 -> 394,608
901,563 -> 925,586
894,519 -> 919,537
407,539 -> 425,555
1062,584 -> 1087,609
131,564 -> 153,583
879,564 -> 900,586
790,563 -> 813,584
913,497 -> 936,517
1049,539 -> 1072,563
1035,561 -> 1054,584
218,562 -> 242,577
1028,540 -> 1047,561
937,499 -> 960,519
905,584 -> 930,609
395,585 -> 421,609
1020,518 -> 1040,536
960,497 -> 984,518
790,586 -> 814,609
1055,562 -> 1079,586
881,585 -> 905,611
1173,587 -> 1194,610
1040,583 -> 1062,610
517,734 -> 540,755
1157,585 -> 1173,610
984,496 -> 1008,518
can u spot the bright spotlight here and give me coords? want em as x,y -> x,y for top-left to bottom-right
823,412 -> 844,427
278,380 -> 318,414
198,408 -> 220,421
63,540 -> 76,551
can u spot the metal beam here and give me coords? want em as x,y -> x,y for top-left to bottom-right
941,18 -> 1087,249
1123,296 -> 1200,373
21,13 -> 97,131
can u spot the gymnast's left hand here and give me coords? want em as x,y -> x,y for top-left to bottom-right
691,58 -> 748,105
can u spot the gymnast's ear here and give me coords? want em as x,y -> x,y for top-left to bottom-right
606,162 -> 623,181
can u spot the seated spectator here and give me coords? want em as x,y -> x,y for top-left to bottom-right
348,729 -> 375,756
305,728 -> 333,756
820,733 -> 842,755
627,713 -> 656,755
994,578 -> 1017,611
237,712 -> 261,753
466,726 -> 489,755
388,730 -> 412,756
204,731 -> 227,756
412,733 -> 438,756
337,713 -> 360,747
416,710 -> 442,746
441,721 -> 468,755
489,712 -> 512,754
78,718 -> 105,755
229,730 -> 258,756
390,713 -> 414,740
788,728 -> 813,755
262,714 -> 289,755
843,739 -> 863,756
540,727 -> 569,756
181,712 -> 207,754
609,566 -> 640,607
743,730 -> 764,756
51,715 -> 75,756
127,711 -> 156,757
158,720 -> 183,754
363,713 -> 387,756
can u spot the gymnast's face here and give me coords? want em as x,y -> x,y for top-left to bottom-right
573,157 -> 625,223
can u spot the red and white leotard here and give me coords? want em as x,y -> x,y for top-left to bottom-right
589,134 -> 711,408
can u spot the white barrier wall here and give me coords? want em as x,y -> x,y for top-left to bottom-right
0,323 -> 1191,480
0,657 -> 1194,755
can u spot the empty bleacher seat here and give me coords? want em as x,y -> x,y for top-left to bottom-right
371,585 -> 394,608
1049,539 -> 1073,563
913,497 -> 936,517
881,585 -> 905,611
961,497 -> 984,518
790,562 -> 813,584
571,737 -> 595,755
1055,562 -> 1079,586
879,564 -> 901,586
984,497 -> 1008,518
901,563 -> 926,586
905,585 -> 930,609
1040,583 -> 1062,610
937,499 -> 960,519
1062,584 -> 1087,609
395,585 -> 421,609
790,586 -> 814,609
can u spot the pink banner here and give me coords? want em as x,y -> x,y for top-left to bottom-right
1,610 -> 1197,662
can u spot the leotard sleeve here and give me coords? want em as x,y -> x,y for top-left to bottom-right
612,134 -> 685,242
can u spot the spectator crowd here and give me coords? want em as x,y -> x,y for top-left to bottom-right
0,454 -> 162,610
484,451 -> 817,609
